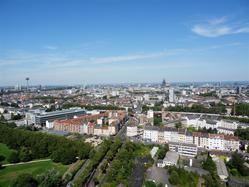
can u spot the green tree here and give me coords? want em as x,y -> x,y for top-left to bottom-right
202,154 -> 216,174
168,170 -> 179,185
144,180 -> 157,187
11,173 -> 38,187
153,116 -> 162,126
19,147 -> 32,162
7,151 -> 20,163
37,169 -> 62,187
0,154 -> 5,162
234,127 -> 249,140
157,145 -> 169,159
175,122 -> 182,129
227,152 -> 249,176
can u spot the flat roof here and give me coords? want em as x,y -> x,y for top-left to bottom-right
37,108 -> 86,117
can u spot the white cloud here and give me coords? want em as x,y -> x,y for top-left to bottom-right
89,50 -> 184,64
191,17 -> 249,37
44,45 -> 58,50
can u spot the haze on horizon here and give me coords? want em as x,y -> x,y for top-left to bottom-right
0,0 -> 249,86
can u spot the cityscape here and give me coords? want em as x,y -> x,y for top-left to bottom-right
0,1 -> 249,187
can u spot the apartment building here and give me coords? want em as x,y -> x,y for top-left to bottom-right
169,142 -> 198,157
143,125 -> 240,152
53,111 -> 123,136
208,134 -> 224,150
126,125 -> 138,137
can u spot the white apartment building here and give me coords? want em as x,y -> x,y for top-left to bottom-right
185,115 -> 239,135
169,142 -> 198,157
143,126 -> 240,152
217,120 -> 238,130
217,127 -> 234,135
208,134 -> 224,150
143,127 -> 159,142
126,126 -> 138,137
147,110 -> 154,119
224,135 -> 240,151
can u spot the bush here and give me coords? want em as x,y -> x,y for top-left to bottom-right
7,151 -> 20,163
11,173 -> 38,187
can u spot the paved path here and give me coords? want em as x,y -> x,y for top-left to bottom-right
2,159 -> 51,167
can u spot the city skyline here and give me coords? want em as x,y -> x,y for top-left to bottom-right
0,0 -> 249,86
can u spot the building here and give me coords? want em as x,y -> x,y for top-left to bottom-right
214,158 -> 229,181
127,125 -> 138,137
150,146 -> 159,158
143,125 -> 240,152
158,151 -> 179,167
224,135 -> 240,151
208,134 -> 224,150
169,88 -> 174,103
217,127 -> 234,135
169,142 -> 197,157
53,111 -> 123,136
28,108 -> 86,125
147,110 -> 154,119
143,126 -> 159,142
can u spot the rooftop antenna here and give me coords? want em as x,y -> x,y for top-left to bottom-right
25,77 -> 29,92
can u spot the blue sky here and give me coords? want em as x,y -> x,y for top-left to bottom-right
0,0 -> 249,86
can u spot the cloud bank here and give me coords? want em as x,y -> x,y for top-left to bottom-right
192,17 -> 249,37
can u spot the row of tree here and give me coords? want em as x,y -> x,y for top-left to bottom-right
73,139 -> 112,187
105,142 -> 142,186
11,169 -> 62,187
168,166 -> 198,187
0,123 -> 91,165
167,103 -> 226,114
234,103 -> 249,116
234,127 -> 249,140
227,152 -> 249,176
202,153 -> 222,187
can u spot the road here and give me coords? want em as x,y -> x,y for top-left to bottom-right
2,159 -> 51,167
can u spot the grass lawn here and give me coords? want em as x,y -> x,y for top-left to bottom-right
0,143 -> 14,164
0,160 -> 69,187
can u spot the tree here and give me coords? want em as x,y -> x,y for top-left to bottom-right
234,127 -> 249,140
19,147 -> 32,162
0,114 -> 5,121
227,152 -> 249,176
157,145 -> 169,159
203,174 -> 220,187
11,173 -> 38,187
0,154 -> 5,162
247,145 -> 249,153
153,116 -> 162,126
175,122 -> 182,129
7,151 -> 20,163
0,124 -> 91,165
202,153 -> 216,174
144,180 -> 157,187
79,144 -> 91,159
51,148 -> 77,165
37,169 -> 62,187
169,170 -> 179,185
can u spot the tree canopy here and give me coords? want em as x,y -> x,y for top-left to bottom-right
0,123 -> 91,165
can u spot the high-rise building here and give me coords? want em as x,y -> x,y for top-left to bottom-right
236,86 -> 242,94
161,79 -> 166,88
169,88 -> 174,103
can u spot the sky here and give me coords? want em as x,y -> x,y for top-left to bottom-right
0,0 -> 249,86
